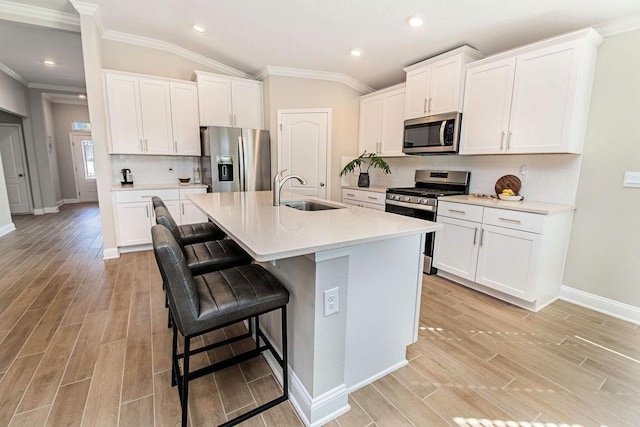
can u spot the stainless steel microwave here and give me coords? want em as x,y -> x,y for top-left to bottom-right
403,112 -> 461,155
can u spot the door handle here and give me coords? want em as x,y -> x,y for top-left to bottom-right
506,131 -> 512,150
18,173 -> 24,177
473,227 -> 478,245
500,131 -> 505,150
320,182 -> 325,187
423,98 -> 428,114
479,228 -> 485,246
428,97 -> 432,113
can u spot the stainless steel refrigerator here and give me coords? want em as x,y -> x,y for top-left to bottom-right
200,127 -> 271,192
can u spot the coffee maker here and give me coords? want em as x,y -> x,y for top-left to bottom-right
121,168 -> 133,187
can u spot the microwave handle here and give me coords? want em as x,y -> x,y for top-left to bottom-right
439,121 -> 447,146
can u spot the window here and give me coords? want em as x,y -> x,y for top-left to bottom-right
72,121 -> 92,132
81,139 -> 96,178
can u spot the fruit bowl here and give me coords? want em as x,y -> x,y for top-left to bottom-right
498,194 -> 523,201
178,177 -> 191,186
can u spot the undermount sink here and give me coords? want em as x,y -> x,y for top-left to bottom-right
282,200 -> 345,211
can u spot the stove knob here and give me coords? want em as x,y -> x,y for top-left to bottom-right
420,198 -> 428,204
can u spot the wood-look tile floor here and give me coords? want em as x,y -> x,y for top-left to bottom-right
0,203 -> 638,426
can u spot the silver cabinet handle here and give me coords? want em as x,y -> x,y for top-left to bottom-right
479,228 -> 485,246
346,192 -> 355,197
500,131 -> 505,150
144,139 -> 148,151
182,202 -> 185,215
506,131 -> 512,150
145,205 -> 149,218
473,227 -> 478,245
423,98 -> 428,114
140,138 -> 144,151
367,196 -> 377,200
448,209 -> 466,214
498,217 -> 521,224
174,140 -> 178,152
428,97 -> 432,113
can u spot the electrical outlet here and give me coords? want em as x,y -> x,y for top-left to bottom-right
323,287 -> 339,316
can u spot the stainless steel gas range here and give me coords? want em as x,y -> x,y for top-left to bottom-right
386,170 -> 470,274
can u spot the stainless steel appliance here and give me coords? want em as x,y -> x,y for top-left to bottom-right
403,112 -> 461,155
200,127 -> 271,192
386,170 -> 470,274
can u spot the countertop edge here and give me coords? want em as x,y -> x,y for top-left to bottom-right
112,184 -> 208,191
439,195 -> 576,214
342,185 -> 387,193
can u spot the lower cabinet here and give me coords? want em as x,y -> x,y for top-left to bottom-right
434,201 -> 572,311
341,188 -> 386,211
113,187 -> 207,247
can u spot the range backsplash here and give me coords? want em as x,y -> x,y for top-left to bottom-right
340,153 -> 582,205
110,155 -> 200,186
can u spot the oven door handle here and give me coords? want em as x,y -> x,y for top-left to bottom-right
386,199 -> 436,212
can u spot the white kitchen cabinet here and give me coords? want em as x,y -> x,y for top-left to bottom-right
113,187 -> 207,249
459,28 -> 603,155
194,71 -> 263,129
104,70 -> 201,156
341,188 -> 386,211
358,84 -> 405,156
403,46 -> 482,120
434,200 -> 573,311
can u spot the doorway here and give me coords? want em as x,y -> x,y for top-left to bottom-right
70,132 -> 98,202
277,109 -> 331,200
0,124 -> 32,214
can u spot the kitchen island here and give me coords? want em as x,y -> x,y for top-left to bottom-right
187,191 -> 441,426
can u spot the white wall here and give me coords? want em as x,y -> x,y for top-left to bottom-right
563,29 -> 640,307
264,76 -> 361,201
51,103 -> 90,200
0,71 -> 28,117
42,98 -> 62,204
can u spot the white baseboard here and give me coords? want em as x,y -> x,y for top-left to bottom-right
103,247 -> 120,259
44,206 -> 59,214
33,208 -> 44,215
0,222 -> 16,237
347,359 -> 408,393
559,285 -> 640,325
117,244 -> 152,254
62,198 -> 81,204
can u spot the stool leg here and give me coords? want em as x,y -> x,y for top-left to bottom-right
281,306 -> 288,397
181,337 -> 191,427
171,323 -> 178,387
255,315 -> 260,350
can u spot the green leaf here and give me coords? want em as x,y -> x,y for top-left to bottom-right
339,151 -> 391,176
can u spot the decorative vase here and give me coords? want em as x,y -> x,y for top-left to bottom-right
358,173 -> 370,188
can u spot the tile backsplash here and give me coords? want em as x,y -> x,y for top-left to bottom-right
111,155 -> 201,186
340,153 -> 582,205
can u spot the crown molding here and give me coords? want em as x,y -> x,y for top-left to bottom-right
69,0 -> 104,34
255,66 -> 374,94
102,30 -> 251,79
0,62 -> 28,86
594,12 -> 640,37
29,83 -> 86,93
0,0 -> 80,32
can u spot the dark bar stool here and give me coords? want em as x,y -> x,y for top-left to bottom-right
152,225 -> 289,427
152,196 -> 226,244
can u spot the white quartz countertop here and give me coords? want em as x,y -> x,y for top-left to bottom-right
342,185 -> 387,193
188,191 -> 440,262
112,184 -> 208,191
439,195 -> 576,214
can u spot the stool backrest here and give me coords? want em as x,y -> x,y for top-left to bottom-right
151,196 -> 166,209
154,206 -> 183,246
151,224 -> 200,326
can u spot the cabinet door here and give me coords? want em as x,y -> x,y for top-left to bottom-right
459,58 -> 516,155
429,55 -> 462,115
379,89 -> 405,155
104,73 -> 144,154
198,75 -> 233,127
139,78 -> 173,154
433,216 -> 480,281
116,202 -> 152,246
475,224 -> 540,301
404,67 -> 430,120
163,200 -> 182,225
358,96 -> 382,154
232,80 -> 263,129
180,200 -> 208,225
507,40 -> 581,153
170,81 -> 201,155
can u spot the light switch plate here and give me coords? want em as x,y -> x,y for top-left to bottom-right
623,171 -> 640,188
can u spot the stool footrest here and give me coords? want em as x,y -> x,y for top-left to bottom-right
187,344 -> 270,382
176,330 -> 252,360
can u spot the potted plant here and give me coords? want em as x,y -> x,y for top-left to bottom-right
339,151 -> 391,187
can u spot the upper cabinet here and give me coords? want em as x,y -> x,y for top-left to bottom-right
359,84 -> 405,156
194,71 -> 264,129
403,46 -> 483,120
104,70 -> 201,156
459,29 -> 603,155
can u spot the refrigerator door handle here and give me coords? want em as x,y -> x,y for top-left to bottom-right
238,136 -> 246,192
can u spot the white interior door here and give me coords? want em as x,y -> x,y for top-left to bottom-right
0,124 -> 31,214
277,109 -> 330,199
71,133 -> 98,202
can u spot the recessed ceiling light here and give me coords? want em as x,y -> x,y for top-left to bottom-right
44,60 -> 56,66
350,48 -> 363,57
79,94 -> 86,99
193,24 -> 205,33
408,15 -> 424,27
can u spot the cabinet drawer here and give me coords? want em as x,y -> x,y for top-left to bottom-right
179,187 -> 207,198
438,201 -> 483,223
342,188 -> 385,205
483,207 -> 544,234
114,188 -> 179,203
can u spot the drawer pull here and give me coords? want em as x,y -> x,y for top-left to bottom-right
499,217 -> 521,224
140,195 -> 152,198
448,209 -> 466,214
346,193 -> 355,197
367,196 -> 377,200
